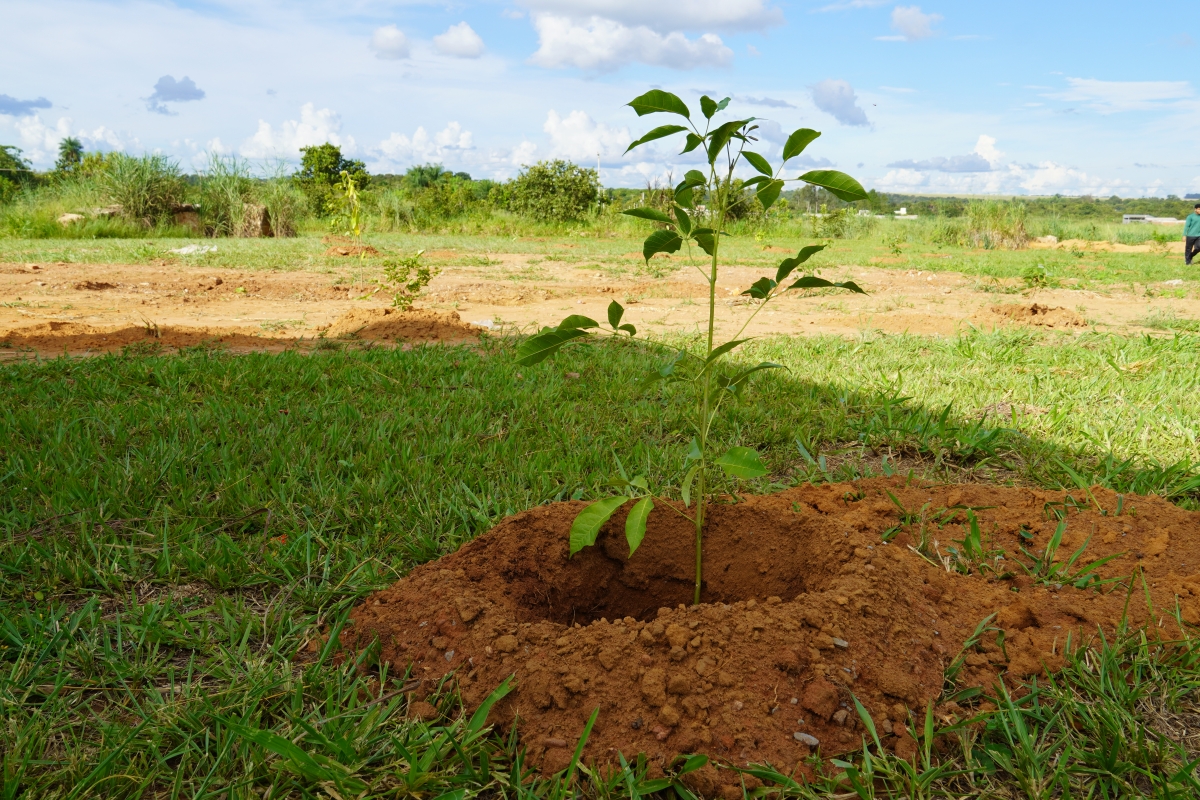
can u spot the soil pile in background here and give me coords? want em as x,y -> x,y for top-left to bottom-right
323,308 -> 480,342
0,309 -> 479,355
991,303 -> 1086,328
346,478 -> 1200,789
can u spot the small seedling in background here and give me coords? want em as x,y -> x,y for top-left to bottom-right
516,90 -> 869,605
382,250 -> 437,310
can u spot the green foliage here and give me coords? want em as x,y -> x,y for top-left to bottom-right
0,145 -> 33,203
506,159 -> 599,222
54,137 -> 83,174
516,91 -> 868,603
381,249 -> 437,309
97,152 -> 185,223
294,143 -> 368,217
197,154 -> 255,236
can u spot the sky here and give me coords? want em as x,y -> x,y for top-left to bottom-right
2,0 -> 1196,196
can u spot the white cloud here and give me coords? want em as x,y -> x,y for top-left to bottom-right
875,159 -> 1153,196
434,22 -> 485,58
373,122 -> 474,169
530,14 -> 733,70
1047,78 -> 1194,113
517,0 -> 783,32
510,140 -> 539,168
240,103 -> 354,159
2,114 -> 130,165
973,134 -> 1002,165
811,79 -> 869,126
370,25 -> 410,60
542,110 -> 630,161
880,6 -> 941,42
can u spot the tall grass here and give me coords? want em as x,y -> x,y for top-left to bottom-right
97,153 -> 185,223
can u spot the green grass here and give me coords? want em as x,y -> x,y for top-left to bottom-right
2,330 -> 1200,797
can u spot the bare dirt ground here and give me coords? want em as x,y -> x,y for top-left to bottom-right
0,250 -> 1194,357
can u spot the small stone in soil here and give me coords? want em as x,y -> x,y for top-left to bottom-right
794,732 -> 820,747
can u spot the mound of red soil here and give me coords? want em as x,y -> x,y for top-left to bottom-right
0,320 -> 285,354
0,309 -> 479,355
345,479 -> 1200,787
991,303 -> 1085,328
324,308 -> 481,342
323,245 -> 380,257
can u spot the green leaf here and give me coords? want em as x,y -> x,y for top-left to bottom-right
686,437 -> 702,463
716,447 -> 769,480
740,175 -> 770,189
569,496 -> 630,556
673,205 -> 692,235
775,245 -> 826,282
741,277 -> 777,300
676,754 -> 710,775
628,90 -> 690,119
680,133 -> 703,155
674,182 -> 696,207
619,323 -> 637,336
643,229 -> 683,262
681,464 -> 700,508
798,169 -> 868,202
692,229 -> 716,256
742,151 -> 773,176
782,128 -> 821,162
607,300 -> 624,329
465,675 -> 515,737
699,95 -> 719,119
706,119 -> 752,165
756,178 -> 784,211
624,124 -> 688,154
516,328 -> 589,366
684,169 -> 707,185
622,207 -> 674,224
557,315 -> 599,330
703,338 -> 751,370
787,276 -> 835,290
727,361 -> 784,389
786,276 -> 867,294
625,497 -> 654,556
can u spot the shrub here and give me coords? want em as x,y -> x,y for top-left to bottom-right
294,144 -> 368,216
98,153 -> 184,224
506,160 -> 598,222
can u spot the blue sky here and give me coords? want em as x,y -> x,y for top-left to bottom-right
2,0 -> 1196,196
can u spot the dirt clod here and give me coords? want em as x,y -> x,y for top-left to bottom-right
346,478 -> 1199,781
991,303 -> 1086,328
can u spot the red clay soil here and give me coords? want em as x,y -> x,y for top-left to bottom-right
0,309 -> 479,355
991,303 -> 1086,328
345,478 -> 1200,791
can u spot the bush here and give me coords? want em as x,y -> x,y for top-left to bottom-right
98,153 -> 184,224
294,144 -> 368,216
506,160 -> 598,222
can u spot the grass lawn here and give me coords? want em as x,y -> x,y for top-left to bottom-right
3,328 -> 1200,797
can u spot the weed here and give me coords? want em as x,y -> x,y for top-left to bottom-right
1019,520 -> 1127,590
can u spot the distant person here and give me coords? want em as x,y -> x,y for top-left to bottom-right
1187,203 -> 1200,266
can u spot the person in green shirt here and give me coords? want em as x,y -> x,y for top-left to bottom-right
1186,203 -> 1200,265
